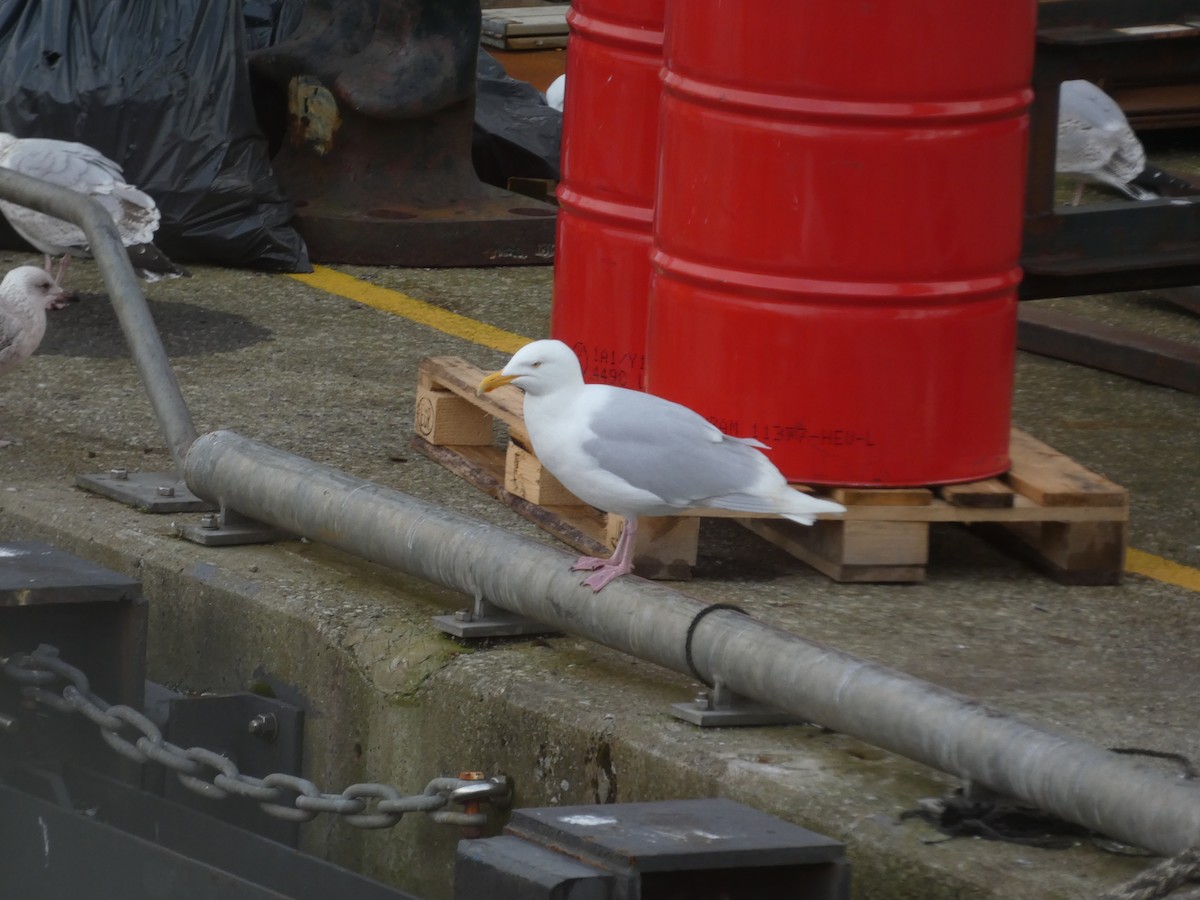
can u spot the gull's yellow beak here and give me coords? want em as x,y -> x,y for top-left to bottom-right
477,371 -> 518,395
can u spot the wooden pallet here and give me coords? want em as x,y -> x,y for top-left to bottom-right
412,356 -> 1130,585
481,5 -> 569,50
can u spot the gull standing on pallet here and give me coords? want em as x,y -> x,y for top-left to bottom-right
0,132 -> 189,302
479,340 -> 846,591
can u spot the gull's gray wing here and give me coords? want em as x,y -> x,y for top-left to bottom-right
580,389 -> 774,508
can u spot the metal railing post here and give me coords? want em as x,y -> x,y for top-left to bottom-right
0,168 -> 198,470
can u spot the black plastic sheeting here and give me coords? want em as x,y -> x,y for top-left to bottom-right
244,0 -> 306,53
0,0 -> 311,272
473,47 -> 562,188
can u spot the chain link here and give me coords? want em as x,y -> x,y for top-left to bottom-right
343,783 -> 406,829
2,644 -> 510,830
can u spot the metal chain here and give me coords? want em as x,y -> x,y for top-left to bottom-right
2,644 -> 511,830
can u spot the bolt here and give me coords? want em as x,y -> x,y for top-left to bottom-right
200,514 -> 220,530
157,485 -> 176,497
248,713 -> 278,743
454,609 -> 472,623
694,691 -> 712,711
110,467 -> 129,480
458,771 -> 487,839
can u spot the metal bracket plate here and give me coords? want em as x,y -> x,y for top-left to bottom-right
75,470 -> 217,514
175,507 -> 293,547
432,597 -> 554,639
670,682 -> 797,728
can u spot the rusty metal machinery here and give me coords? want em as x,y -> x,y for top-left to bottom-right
249,0 -> 556,266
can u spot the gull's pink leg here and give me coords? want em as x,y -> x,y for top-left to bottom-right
573,516 -> 638,592
46,256 -> 72,309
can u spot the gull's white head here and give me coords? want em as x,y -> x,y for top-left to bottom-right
478,339 -> 584,398
1,266 -> 65,313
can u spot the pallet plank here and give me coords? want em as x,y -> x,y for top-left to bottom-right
829,487 -> 933,506
1007,428 -> 1128,507
413,436 -> 609,556
939,479 -> 1016,509
482,5 -> 569,49
837,496 -> 1125,523
482,34 -> 568,49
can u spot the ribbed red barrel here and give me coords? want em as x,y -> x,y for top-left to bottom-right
647,2 -> 1036,485
550,0 -> 665,390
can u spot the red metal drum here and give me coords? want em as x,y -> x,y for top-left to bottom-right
550,0 -> 666,390
647,2 -> 1036,485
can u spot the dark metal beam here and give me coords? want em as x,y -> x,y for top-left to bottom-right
1017,305 -> 1200,393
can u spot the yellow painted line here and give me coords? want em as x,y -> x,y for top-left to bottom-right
1126,548 -> 1200,593
288,265 -> 531,354
291,265 -> 1200,596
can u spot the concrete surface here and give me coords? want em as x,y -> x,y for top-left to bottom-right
1,247 -> 1198,899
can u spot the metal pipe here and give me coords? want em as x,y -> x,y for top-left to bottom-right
0,168 -> 198,469
185,429 -> 1200,857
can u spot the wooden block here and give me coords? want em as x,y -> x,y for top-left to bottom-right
741,518 -> 929,583
828,487 -> 933,506
413,388 -> 493,446
419,356 -> 530,444
1007,429 -> 1128,507
939,479 -> 1016,509
606,514 -> 700,581
505,441 -> 581,506
981,520 -> 1126,585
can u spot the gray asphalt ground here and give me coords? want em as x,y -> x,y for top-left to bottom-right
0,244 -> 1198,898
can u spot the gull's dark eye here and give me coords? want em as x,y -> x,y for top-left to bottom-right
531,361 -> 542,368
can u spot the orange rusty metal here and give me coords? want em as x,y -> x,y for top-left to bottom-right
457,770 -> 487,839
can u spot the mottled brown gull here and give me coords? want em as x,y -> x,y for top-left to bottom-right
0,133 -> 189,297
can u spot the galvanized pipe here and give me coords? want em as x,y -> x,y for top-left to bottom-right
185,429 -> 1200,857
0,168 -> 198,469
